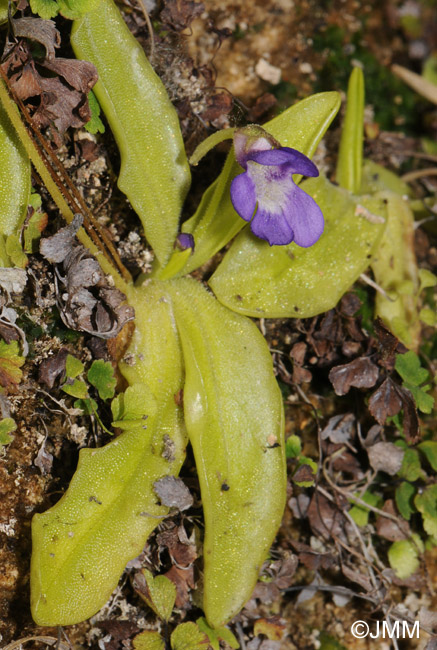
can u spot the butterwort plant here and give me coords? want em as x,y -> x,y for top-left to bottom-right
0,0 -> 397,630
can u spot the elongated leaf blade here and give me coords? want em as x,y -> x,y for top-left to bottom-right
164,92 -> 341,276
371,192 -> 420,348
71,0 -> 190,265
0,102 -> 31,264
167,278 -> 286,627
210,176 -> 387,318
31,283 -> 187,625
336,67 -> 364,193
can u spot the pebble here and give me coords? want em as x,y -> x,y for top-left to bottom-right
255,58 -> 282,84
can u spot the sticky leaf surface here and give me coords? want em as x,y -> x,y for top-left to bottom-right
210,175 -> 387,318
31,283 -> 187,626
166,278 -> 286,628
71,0 -> 190,265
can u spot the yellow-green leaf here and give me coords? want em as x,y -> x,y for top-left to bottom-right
0,417 -> 17,446
415,485 -> 437,539
133,631 -> 165,650
31,282 -> 187,626
210,175 -> 387,318
166,278 -> 286,628
65,354 -> 85,379
388,537 -> 423,579
196,617 -> 239,650
371,193 -> 420,348
62,379 -> 88,399
71,0 -> 190,266
170,622 -> 208,650
0,340 -> 25,390
140,569 -> 176,622
88,359 -> 116,400
336,67 -> 364,193
0,93 -> 31,266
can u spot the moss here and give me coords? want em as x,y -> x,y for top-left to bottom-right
312,27 -> 425,132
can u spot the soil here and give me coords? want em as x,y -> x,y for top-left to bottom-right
0,0 -> 437,649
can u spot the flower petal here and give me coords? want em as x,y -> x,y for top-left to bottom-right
233,129 -> 273,169
249,147 -> 319,177
285,183 -> 324,247
230,172 -> 257,222
250,205 -> 294,246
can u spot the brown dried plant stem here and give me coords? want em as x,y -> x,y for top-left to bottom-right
0,74 -> 131,292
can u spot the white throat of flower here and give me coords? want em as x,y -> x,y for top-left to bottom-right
247,161 -> 292,216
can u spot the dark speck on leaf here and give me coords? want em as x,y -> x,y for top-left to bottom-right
89,495 -> 102,504
221,482 -> 230,491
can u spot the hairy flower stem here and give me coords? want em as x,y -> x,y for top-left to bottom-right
0,75 -> 131,293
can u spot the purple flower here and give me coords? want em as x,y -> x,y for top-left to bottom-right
230,128 -> 324,247
176,232 -> 195,251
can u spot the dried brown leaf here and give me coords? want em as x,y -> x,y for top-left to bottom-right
307,493 -> 346,542
34,439 -> 53,475
41,57 -> 97,93
160,0 -> 204,31
1,37 -> 97,134
201,92 -> 232,122
38,348 -> 69,388
156,524 -> 197,567
78,138 -> 101,162
375,500 -> 410,541
153,476 -> 193,512
329,357 -> 379,396
367,441 -> 404,476
368,377 -> 403,424
164,565 -> 195,609
293,463 -> 316,484
251,581 -> 280,604
272,554 -> 298,589
40,217 -> 134,339
339,293 -> 362,316
32,76 -> 90,133
11,17 -> 60,59
253,617 -> 286,641
399,386 -> 420,444
39,214 -> 82,263
288,539 -> 335,570
247,93 -> 277,122
373,317 -> 407,370
341,564 -> 373,592
321,413 -> 355,444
